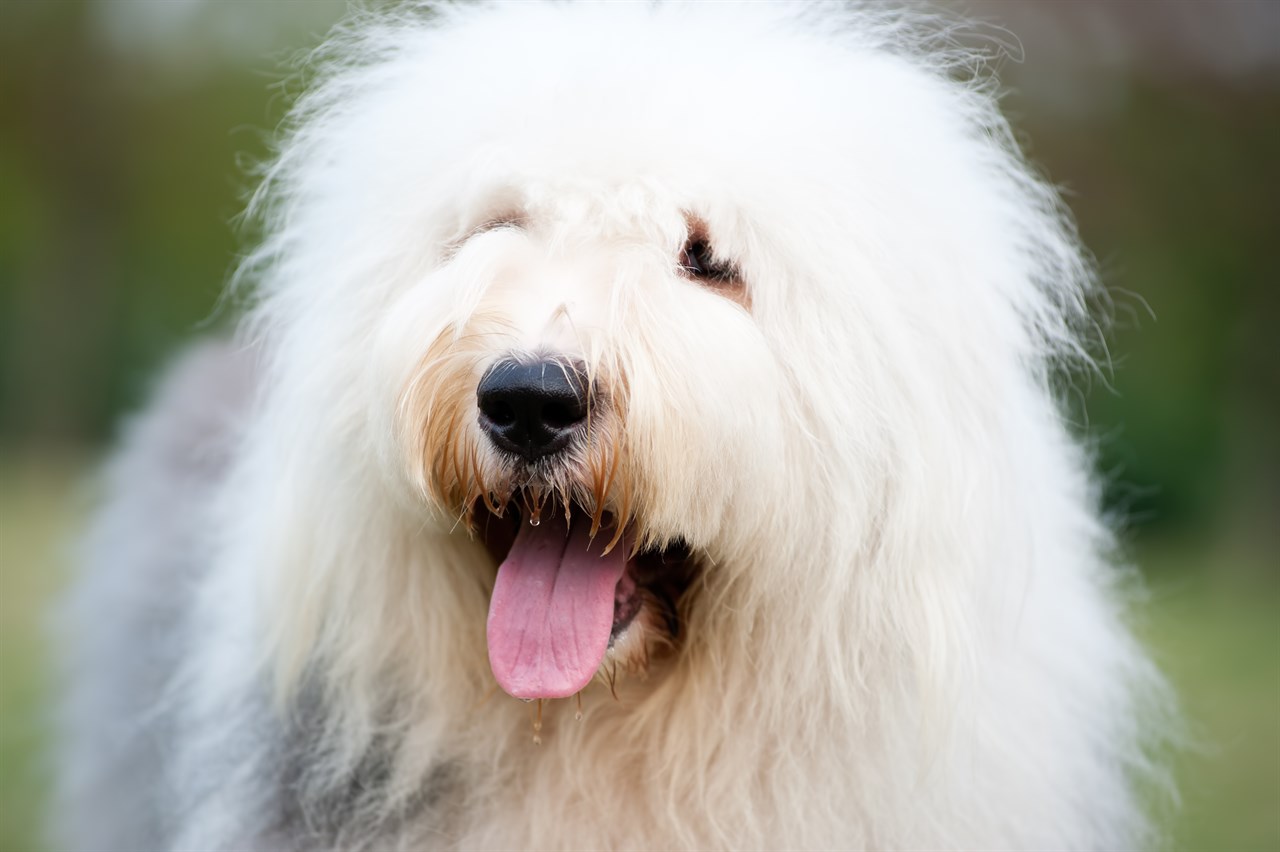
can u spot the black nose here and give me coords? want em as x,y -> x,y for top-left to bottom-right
477,358 -> 589,462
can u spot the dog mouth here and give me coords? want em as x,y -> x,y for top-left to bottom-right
474,495 -> 693,700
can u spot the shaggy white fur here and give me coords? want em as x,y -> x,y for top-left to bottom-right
58,2 -> 1169,850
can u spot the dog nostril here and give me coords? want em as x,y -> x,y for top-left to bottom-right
483,400 -> 517,427
540,400 -> 581,430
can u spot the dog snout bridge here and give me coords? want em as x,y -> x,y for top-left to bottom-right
477,357 -> 589,462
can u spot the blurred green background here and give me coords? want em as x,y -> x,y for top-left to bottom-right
1,2 -> 1276,850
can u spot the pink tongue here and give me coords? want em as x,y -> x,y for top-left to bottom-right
486,511 -> 628,699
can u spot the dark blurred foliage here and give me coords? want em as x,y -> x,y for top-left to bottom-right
1,0 -> 1276,560
1024,78 -> 1280,543
1,1 -> 309,444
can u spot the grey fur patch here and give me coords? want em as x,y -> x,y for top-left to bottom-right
258,682 -> 461,848
55,340 -> 258,850
55,340 -> 462,849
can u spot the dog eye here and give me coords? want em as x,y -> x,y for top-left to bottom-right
680,238 -> 737,284
474,213 -> 525,236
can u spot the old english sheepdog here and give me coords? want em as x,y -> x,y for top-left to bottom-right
58,2 -> 1168,849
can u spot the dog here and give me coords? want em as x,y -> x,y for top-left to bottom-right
57,2 -> 1168,849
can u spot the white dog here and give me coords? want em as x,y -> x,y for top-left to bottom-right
58,2 -> 1167,849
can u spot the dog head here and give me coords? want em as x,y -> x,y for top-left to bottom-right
246,2 -> 1092,708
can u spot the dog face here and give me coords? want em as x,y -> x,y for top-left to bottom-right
374,181 -> 793,698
